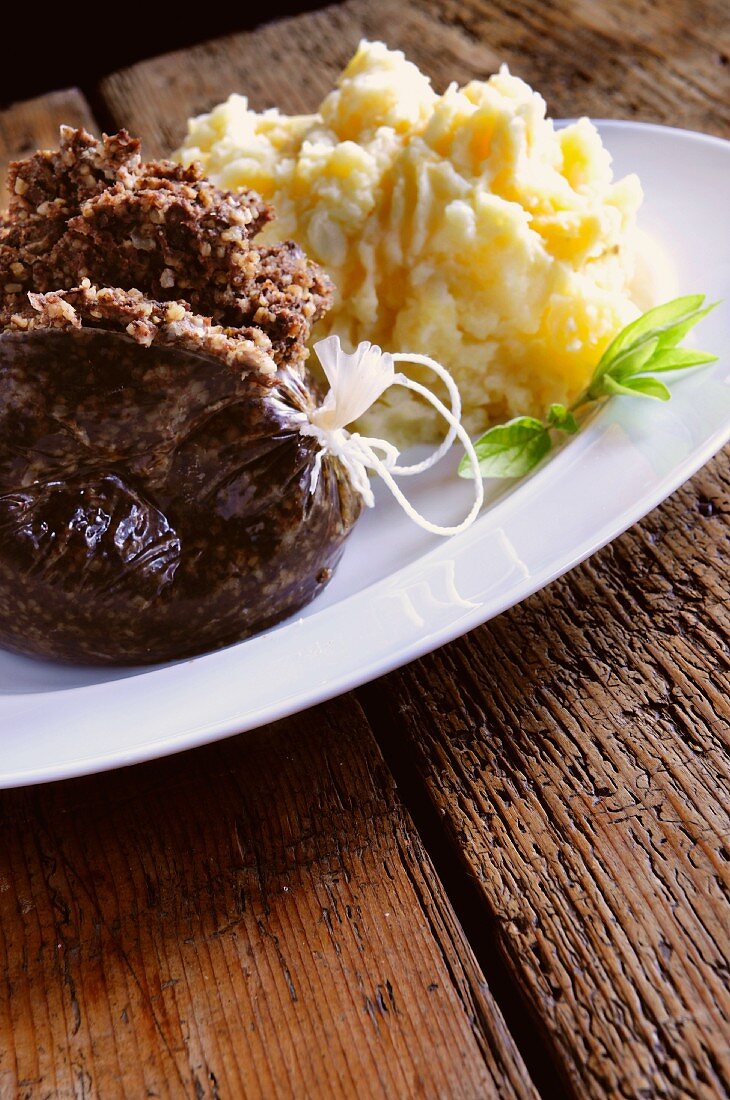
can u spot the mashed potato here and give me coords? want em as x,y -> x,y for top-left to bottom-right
178,40 -> 643,443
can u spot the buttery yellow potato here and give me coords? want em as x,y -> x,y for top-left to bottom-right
178,41 -> 643,443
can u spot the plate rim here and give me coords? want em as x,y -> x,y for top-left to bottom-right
1,119 -> 728,787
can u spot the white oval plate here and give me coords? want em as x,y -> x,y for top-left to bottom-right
0,121 -> 728,788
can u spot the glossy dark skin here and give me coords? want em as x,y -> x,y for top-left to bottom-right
0,330 -> 361,664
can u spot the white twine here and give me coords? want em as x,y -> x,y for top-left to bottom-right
299,335 -> 484,537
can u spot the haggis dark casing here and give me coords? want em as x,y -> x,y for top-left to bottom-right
0,127 -> 361,664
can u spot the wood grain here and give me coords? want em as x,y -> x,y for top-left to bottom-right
361,455 -> 730,1099
0,697 -> 537,1099
99,1 -> 730,1095
99,0 -> 503,157
99,0 -> 730,159
431,0 -> 730,133
0,89 -> 96,206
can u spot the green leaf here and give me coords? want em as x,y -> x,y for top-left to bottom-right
596,295 -> 705,370
647,347 -> 718,373
651,302 -> 718,352
605,336 -> 660,382
591,297 -> 718,387
547,403 -> 579,434
602,374 -> 671,401
459,416 -> 552,478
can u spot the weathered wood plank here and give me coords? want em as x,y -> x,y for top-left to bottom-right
0,89 -> 96,206
361,453 -> 730,1098
99,1 -> 730,1096
0,89 -> 538,1100
99,0 -> 729,161
99,0 -> 502,158
430,0 -> 730,133
0,699 -> 539,1100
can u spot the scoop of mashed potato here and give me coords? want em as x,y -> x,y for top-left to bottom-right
178,40 -> 643,444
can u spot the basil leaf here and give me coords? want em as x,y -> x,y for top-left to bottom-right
547,403 -> 579,434
652,302 -> 718,351
604,336 -> 660,383
602,374 -> 671,401
459,416 -> 551,478
596,295 -> 705,370
647,347 -> 719,373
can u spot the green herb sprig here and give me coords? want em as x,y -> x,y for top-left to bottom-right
459,295 -> 718,481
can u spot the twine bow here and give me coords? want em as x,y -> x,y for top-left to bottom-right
299,335 -> 484,537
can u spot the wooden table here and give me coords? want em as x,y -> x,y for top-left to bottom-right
1,2 -> 728,1096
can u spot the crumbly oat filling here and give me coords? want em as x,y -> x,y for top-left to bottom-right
0,126 -> 333,374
